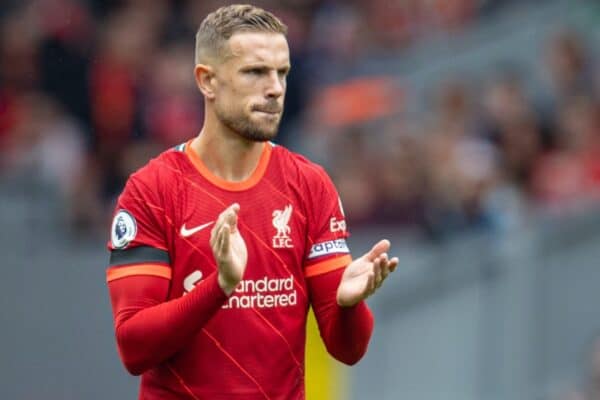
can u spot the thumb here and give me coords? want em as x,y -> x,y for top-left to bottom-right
225,203 -> 240,231
364,239 -> 390,262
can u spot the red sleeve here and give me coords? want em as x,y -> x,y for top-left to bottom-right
307,268 -> 374,365
301,163 -> 372,364
106,164 -> 228,375
108,272 -> 228,375
106,171 -> 175,286
107,169 -> 170,253
303,165 -> 351,278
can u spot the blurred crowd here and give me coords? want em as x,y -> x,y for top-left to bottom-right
0,0 -> 598,240
311,27 -> 600,239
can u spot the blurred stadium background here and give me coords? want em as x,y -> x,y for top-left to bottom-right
1,0 -> 599,399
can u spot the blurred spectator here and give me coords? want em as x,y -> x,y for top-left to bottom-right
532,95 -> 600,209
37,0 -> 94,129
89,8 -> 152,152
0,92 -> 88,222
143,43 -> 203,147
417,79 -> 503,236
328,126 -> 379,226
546,29 -> 595,102
481,72 -> 543,188
308,2 -> 365,64
370,124 -> 428,229
0,6 -> 42,155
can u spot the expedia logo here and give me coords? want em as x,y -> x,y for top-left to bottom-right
329,216 -> 346,233
308,239 -> 349,259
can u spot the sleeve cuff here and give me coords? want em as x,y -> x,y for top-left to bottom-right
201,271 -> 230,302
106,264 -> 172,282
305,255 -> 352,278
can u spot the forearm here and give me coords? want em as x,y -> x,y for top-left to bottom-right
318,299 -> 374,365
109,272 -> 228,375
309,268 -> 374,365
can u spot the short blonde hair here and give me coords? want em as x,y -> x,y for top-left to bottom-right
195,4 -> 287,65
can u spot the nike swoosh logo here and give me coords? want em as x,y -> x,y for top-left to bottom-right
180,221 -> 214,237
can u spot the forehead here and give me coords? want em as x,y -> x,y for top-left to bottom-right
226,32 -> 289,66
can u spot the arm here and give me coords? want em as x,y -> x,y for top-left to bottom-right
307,240 -> 398,365
107,203 -> 247,375
300,163 -> 397,364
108,272 -> 227,375
308,268 -> 374,365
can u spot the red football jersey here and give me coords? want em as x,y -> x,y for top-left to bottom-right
106,141 -> 356,399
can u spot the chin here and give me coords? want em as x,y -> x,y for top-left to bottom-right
238,126 -> 278,142
244,120 -> 280,141
219,110 -> 280,142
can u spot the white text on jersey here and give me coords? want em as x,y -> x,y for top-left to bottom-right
223,275 -> 297,309
308,239 -> 350,259
329,216 -> 346,233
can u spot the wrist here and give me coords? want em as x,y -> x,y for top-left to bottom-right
336,291 -> 358,308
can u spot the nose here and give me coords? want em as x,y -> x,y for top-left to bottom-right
265,70 -> 284,99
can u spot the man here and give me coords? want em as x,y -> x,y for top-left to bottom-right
106,5 -> 398,399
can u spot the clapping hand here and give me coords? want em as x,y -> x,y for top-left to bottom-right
210,203 -> 247,295
336,239 -> 398,307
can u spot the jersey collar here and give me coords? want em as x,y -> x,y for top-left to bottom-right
185,140 -> 273,191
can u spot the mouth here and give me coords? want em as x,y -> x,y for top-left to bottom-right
253,104 -> 282,115
254,109 -> 281,115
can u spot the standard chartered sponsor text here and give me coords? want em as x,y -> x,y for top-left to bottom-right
223,275 -> 297,309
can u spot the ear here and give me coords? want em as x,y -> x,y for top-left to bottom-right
194,64 -> 217,100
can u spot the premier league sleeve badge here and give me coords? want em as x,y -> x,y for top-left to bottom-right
111,210 -> 138,249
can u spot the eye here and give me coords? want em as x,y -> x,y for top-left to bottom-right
245,67 -> 266,75
278,68 -> 289,78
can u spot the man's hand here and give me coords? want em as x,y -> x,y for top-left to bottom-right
210,203 -> 247,296
336,239 -> 398,307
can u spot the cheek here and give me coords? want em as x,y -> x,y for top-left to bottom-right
217,83 -> 242,108
216,77 -> 259,116
216,93 -> 252,121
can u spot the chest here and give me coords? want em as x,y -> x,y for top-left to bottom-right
167,184 -> 308,298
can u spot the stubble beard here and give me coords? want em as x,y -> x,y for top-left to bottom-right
215,104 -> 281,142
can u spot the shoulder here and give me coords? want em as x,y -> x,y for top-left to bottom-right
124,145 -> 186,195
271,144 -> 332,186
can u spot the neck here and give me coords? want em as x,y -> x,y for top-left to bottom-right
191,110 -> 266,183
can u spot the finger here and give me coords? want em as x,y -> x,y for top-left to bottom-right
224,205 -> 239,232
218,203 -> 239,234
370,270 -> 377,293
373,257 -> 383,288
220,225 -> 231,258
210,224 -> 219,247
388,257 -> 399,272
218,203 -> 239,224
380,259 -> 391,281
212,203 -> 239,243
213,225 -> 225,258
211,214 -> 226,246
380,252 -> 389,264
364,239 -> 391,262
216,207 -> 228,224
366,271 -> 376,295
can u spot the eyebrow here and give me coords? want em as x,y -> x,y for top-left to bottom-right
240,62 -> 291,69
